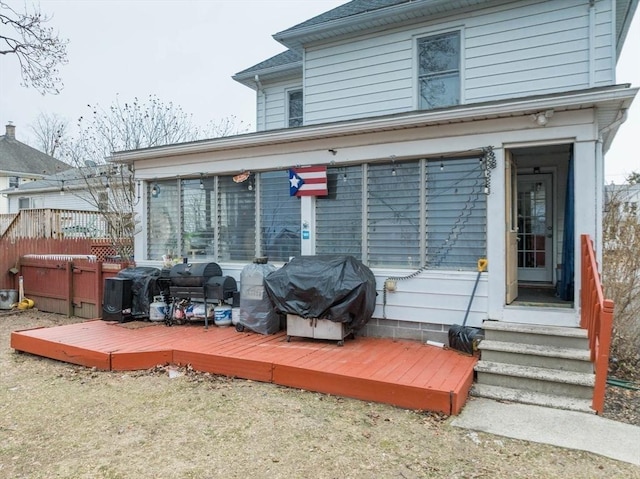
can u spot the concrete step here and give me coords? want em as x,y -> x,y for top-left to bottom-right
475,361 -> 595,399
478,340 -> 593,373
482,321 -> 589,350
470,383 -> 594,414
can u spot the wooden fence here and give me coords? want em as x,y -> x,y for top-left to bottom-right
19,256 -> 127,318
580,234 -> 614,415
0,237 -> 130,318
1,209 -> 117,239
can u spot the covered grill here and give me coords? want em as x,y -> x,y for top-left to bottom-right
169,262 -> 223,287
168,262 -> 236,327
264,255 -> 376,344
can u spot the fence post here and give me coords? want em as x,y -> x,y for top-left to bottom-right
592,299 -> 614,414
65,261 -> 73,317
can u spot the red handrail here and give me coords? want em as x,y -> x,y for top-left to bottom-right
580,234 -> 614,414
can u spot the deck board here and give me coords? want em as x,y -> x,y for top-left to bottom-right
11,319 -> 477,415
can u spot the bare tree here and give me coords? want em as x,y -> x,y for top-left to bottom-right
603,178 -> 640,379
0,1 -> 68,94
51,95 -> 246,259
626,171 -> 640,185
29,112 -> 67,158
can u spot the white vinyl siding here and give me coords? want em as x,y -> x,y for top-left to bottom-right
298,0 -> 614,124
258,79 -> 304,131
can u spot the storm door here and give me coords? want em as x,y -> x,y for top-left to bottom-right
517,174 -> 553,283
505,153 -> 518,304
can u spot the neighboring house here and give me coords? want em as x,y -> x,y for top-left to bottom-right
0,123 -> 71,214
0,165 -> 130,238
113,0 -> 637,342
604,182 -> 640,247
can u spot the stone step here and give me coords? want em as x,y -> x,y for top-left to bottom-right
470,383 -> 594,413
478,339 -> 593,373
482,320 -> 589,350
475,361 -> 595,399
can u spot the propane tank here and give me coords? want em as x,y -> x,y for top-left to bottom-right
149,296 -> 166,321
214,303 -> 232,326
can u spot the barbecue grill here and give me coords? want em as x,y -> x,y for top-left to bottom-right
167,262 -> 237,327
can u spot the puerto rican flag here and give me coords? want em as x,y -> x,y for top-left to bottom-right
289,166 -> 328,197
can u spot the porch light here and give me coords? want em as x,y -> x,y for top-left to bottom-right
531,110 -> 554,127
60,179 -> 65,196
151,183 -> 160,198
199,173 -> 204,189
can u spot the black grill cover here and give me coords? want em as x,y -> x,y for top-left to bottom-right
206,276 -> 238,301
169,262 -> 223,287
116,267 -> 161,318
264,255 -> 376,331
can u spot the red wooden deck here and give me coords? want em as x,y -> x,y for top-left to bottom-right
10,320 -> 477,415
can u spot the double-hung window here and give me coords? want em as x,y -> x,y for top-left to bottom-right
417,31 -> 460,110
288,89 -> 303,127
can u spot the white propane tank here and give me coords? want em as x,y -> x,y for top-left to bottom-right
149,296 -> 166,321
214,304 -> 232,326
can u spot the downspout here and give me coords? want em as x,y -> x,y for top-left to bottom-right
254,74 -> 267,131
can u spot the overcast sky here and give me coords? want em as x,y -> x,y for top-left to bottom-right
1,0 -> 638,183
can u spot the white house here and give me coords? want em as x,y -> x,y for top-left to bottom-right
0,165 -> 131,239
112,0 -> 637,345
0,123 -> 71,214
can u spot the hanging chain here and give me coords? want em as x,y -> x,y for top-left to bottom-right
382,147 -> 496,319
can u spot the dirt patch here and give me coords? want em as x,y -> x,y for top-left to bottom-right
1,310 -> 639,478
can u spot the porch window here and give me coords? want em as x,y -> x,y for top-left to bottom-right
425,157 -> 486,269
316,157 -> 486,270
367,161 -> 422,268
417,31 -> 460,110
288,90 -> 303,127
147,180 -> 180,261
316,165 -> 363,257
182,177 -> 215,257
260,170 -> 301,261
217,175 -> 256,261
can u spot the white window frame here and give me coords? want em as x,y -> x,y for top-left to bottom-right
286,88 -> 303,128
415,28 -> 463,110
18,197 -> 31,210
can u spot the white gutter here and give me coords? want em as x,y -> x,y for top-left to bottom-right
233,61 -> 302,88
111,85 -> 638,163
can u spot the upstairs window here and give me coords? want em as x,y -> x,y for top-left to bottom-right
418,31 -> 460,110
288,90 -> 303,127
9,176 -> 19,188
